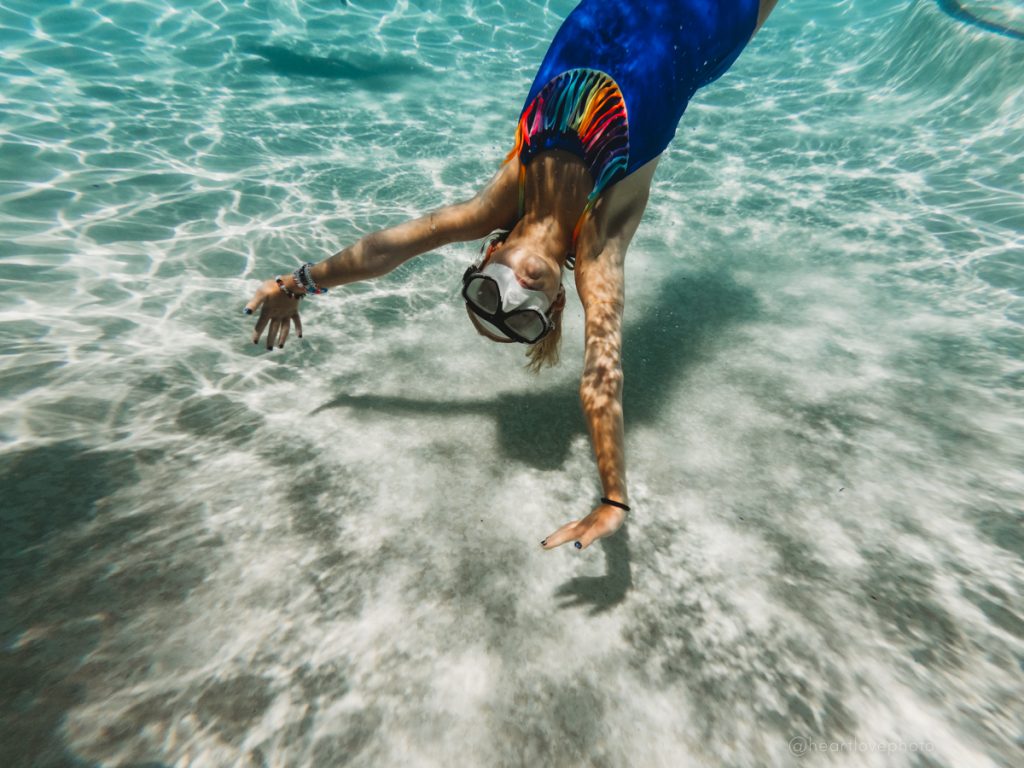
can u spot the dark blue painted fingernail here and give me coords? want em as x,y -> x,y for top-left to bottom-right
244,307 -> 253,315
574,541 -> 582,549
540,539 -> 547,547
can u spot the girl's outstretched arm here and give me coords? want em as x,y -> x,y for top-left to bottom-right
244,160 -> 520,348
541,161 -> 654,551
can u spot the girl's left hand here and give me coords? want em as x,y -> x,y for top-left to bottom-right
540,503 -> 627,551
245,277 -> 304,350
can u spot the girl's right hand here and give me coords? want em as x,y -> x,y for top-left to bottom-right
244,278 -> 304,350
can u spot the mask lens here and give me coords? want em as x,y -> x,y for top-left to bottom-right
506,310 -> 546,342
475,315 -> 514,341
465,276 -> 499,314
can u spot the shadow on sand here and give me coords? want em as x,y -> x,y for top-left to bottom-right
317,268 -> 760,612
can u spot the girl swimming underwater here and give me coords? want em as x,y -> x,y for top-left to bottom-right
244,0 -> 780,552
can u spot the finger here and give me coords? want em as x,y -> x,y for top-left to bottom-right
245,285 -> 269,315
292,313 -> 303,339
540,519 -> 581,550
266,318 -> 282,350
252,311 -> 272,344
278,320 -> 290,348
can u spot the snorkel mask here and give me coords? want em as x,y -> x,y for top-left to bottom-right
462,261 -> 554,344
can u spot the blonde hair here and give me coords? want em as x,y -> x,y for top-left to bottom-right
524,299 -> 564,373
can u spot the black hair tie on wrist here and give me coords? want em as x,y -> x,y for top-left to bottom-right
601,497 -> 631,512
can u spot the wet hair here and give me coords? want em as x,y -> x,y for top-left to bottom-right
524,301 -> 564,373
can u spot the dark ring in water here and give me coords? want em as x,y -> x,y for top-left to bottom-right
935,0 -> 1024,41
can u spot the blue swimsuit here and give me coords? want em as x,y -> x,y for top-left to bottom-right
508,0 -> 759,247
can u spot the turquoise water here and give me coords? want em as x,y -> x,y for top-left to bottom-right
1,1 -> 1022,766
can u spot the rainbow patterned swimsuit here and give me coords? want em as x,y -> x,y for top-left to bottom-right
508,0 -> 759,253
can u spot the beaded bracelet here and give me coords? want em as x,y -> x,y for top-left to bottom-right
275,276 -> 304,300
292,262 -> 328,295
601,497 -> 631,512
